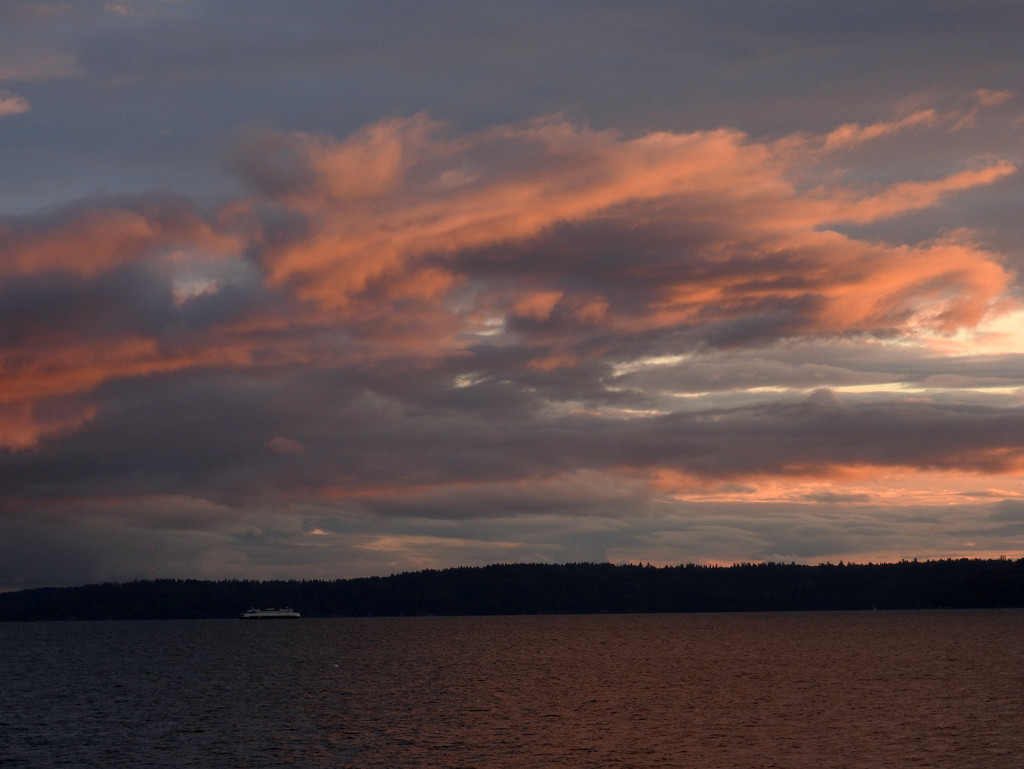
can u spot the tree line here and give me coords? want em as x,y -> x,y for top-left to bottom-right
1,558 -> 1022,621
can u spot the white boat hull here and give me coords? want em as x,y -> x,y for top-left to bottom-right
239,607 -> 301,619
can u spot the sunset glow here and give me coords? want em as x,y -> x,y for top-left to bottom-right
1,1 -> 1022,589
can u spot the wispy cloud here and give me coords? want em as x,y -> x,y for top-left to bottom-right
0,48 -> 80,82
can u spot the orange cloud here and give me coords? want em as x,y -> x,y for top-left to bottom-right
236,107 -> 1015,354
814,163 -> 1016,226
0,89 -> 30,116
511,289 -> 564,320
0,401 -> 96,451
0,198 -> 239,278
267,436 -> 304,454
0,332 -> 266,449
2,99 -> 1018,452
950,88 -> 1016,130
816,235 -> 1011,332
821,109 -> 937,151
245,118 -> 783,308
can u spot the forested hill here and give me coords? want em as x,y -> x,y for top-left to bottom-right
2,559 -> 1023,621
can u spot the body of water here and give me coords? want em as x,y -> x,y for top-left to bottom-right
2,610 -> 1022,767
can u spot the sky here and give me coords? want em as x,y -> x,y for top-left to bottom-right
1,0 -> 1023,590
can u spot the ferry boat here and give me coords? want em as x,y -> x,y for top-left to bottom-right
239,607 -> 301,619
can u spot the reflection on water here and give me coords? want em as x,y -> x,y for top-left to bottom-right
2,611 -> 1022,768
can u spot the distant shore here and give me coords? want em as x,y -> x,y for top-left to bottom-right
1,558 -> 1022,621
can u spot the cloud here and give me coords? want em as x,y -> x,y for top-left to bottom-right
950,88 -> 1016,130
230,111 -> 1015,354
821,109 -> 938,151
801,492 -> 873,504
0,47 -> 80,82
0,194 -> 239,278
0,90 -> 30,115
0,105 -> 1019,453
267,436 -> 304,454
2,97 -> 1023,585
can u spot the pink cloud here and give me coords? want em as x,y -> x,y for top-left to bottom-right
230,108 -> 1014,352
1,99 -> 1018,451
821,109 -> 937,151
267,436 -> 304,454
0,197 -> 239,278
0,89 -> 30,116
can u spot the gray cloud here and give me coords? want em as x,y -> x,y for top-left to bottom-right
2,1 -> 1023,589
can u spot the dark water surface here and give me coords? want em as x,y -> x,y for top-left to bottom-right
2,611 -> 1022,768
